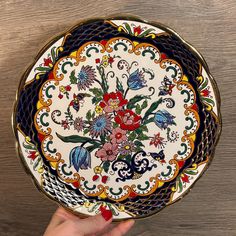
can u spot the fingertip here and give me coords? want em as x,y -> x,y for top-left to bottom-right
120,219 -> 135,232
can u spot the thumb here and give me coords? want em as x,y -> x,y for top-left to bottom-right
48,207 -> 80,228
73,207 -> 113,235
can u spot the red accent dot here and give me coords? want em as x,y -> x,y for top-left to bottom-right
92,175 -> 99,181
161,53 -> 167,60
72,181 -> 79,188
100,40 -> 107,46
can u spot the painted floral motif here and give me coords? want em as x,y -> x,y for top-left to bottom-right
22,136 -> 43,173
154,110 -> 176,130
34,46 -> 60,79
116,22 -> 157,38
149,133 -> 166,148
99,91 -> 128,113
96,143 -> 118,162
114,109 -> 141,131
197,75 -> 215,110
35,37 -> 201,204
51,54 -> 177,182
173,163 -> 199,193
110,127 -> 127,144
89,114 -> 112,138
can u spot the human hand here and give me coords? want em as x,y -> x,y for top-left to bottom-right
44,207 -> 135,236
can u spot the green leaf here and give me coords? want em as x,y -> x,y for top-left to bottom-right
51,46 -> 56,63
127,95 -> 150,109
89,88 -> 103,97
56,133 -> 94,143
35,66 -> 50,72
184,170 -> 198,175
116,77 -> 124,93
86,143 -> 101,152
83,128 -> 89,135
91,111 -> 96,119
139,28 -> 155,37
143,98 -> 163,121
123,22 -> 133,35
135,128 -> 143,135
103,161 -> 110,173
128,131 -> 136,141
92,96 -> 102,104
178,178 -> 183,193
142,117 -> 154,125
203,97 -> 215,106
135,104 -> 142,114
138,133 -> 149,141
97,66 -> 109,93
141,100 -> 148,109
134,140 -> 145,147
100,135 -> 105,144
113,122 -> 119,128
86,110 -> 92,121
69,70 -> 77,84
117,154 -> 126,159
140,125 -> 148,132
125,154 -> 132,163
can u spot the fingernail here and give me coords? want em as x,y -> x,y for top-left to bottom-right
101,208 -> 112,221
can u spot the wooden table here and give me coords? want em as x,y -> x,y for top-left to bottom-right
0,1 -> 235,235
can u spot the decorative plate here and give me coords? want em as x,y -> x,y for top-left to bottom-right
13,16 -> 221,220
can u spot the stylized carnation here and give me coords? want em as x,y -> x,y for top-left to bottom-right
99,91 -> 128,113
114,109 -> 141,131
95,143 -> 118,162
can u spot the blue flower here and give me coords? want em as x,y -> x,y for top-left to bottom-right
154,110 -> 176,129
69,146 -> 91,171
77,65 -> 96,90
89,114 -> 112,138
127,69 -> 146,90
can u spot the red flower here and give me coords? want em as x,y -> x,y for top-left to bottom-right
108,57 -> 114,64
115,109 -> 141,131
99,91 -> 128,113
27,151 -> 38,161
133,25 -> 142,35
95,58 -> 100,64
110,127 -> 127,144
58,94 -> 63,99
95,143 -> 118,162
65,85 -> 71,91
101,175 -> 108,184
181,174 -> 190,183
150,133 -> 166,148
61,119 -> 70,130
201,89 -> 210,97
100,40 -> 107,46
43,57 -> 53,67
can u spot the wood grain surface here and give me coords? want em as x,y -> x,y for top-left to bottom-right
0,0 -> 236,235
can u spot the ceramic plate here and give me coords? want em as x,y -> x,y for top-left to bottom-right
13,16 -> 221,220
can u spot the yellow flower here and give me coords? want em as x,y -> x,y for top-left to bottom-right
102,61 -> 109,67
124,145 -> 131,150
94,166 -> 103,174
102,55 -> 109,67
102,55 -> 108,61
95,105 -> 103,114
59,85 -> 66,93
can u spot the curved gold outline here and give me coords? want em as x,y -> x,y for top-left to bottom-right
12,14 -> 222,222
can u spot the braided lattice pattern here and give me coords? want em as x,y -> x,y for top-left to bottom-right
42,167 -> 90,207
